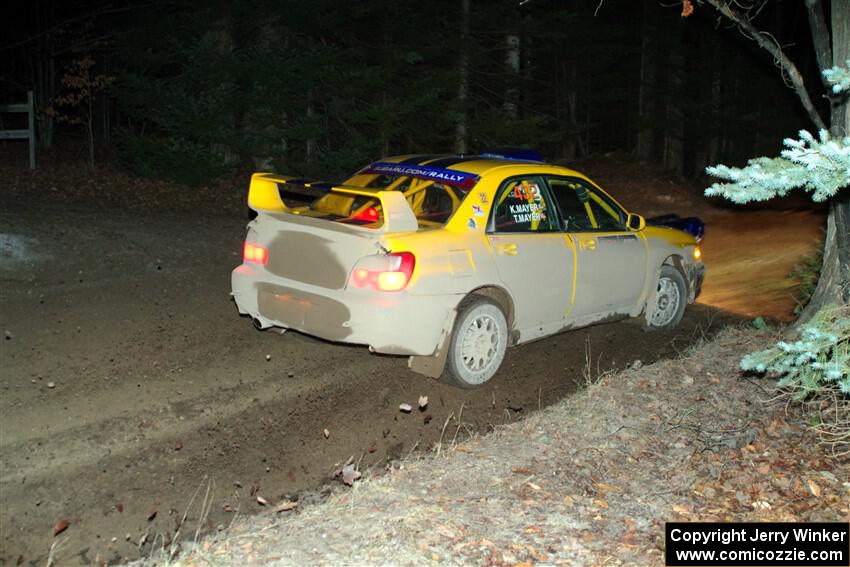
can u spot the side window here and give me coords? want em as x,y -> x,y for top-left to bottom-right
490,176 -> 558,233
586,194 -> 625,230
547,177 -> 625,232
547,178 -> 592,230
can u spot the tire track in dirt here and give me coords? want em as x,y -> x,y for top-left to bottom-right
1,204 -> 819,565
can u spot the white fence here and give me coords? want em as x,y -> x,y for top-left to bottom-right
0,91 -> 35,169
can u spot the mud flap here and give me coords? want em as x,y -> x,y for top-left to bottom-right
407,310 -> 457,379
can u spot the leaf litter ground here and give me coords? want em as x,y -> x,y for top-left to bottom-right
154,328 -> 849,566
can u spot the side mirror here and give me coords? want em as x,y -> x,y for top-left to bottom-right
626,213 -> 645,231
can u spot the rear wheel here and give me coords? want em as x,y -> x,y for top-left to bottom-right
646,265 -> 687,330
444,298 -> 508,388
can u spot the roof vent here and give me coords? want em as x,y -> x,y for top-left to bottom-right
478,148 -> 544,163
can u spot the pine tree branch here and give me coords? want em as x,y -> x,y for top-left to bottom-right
702,0 -> 827,131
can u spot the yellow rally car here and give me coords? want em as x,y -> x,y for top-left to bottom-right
231,151 -> 705,388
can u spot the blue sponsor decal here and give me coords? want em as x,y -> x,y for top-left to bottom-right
364,161 -> 479,189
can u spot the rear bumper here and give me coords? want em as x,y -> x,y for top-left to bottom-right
231,264 -> 459,356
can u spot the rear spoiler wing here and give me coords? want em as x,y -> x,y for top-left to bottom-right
247,173 -> 419,233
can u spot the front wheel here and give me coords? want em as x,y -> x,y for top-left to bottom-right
645,265 -> 687,330
444,298 -> 508,388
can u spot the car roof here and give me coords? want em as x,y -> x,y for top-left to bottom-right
381,154 -> 583,178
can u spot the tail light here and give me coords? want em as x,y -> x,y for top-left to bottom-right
349,252 -> 415,292
243,242 -> 268,265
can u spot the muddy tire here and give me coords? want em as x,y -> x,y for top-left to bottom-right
645,265 -> 687,331
444,298 -> 508,388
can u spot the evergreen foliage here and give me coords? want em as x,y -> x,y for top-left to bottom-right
706,64 -> 850,204
741,306 -> 850,397
704,129 -> 850,203
98,0 -> 810,184
823,61 -> 850,94
706,63 -> 850,446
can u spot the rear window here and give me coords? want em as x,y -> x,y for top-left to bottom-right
280,172 -> 473,229
352,174 -> 469,227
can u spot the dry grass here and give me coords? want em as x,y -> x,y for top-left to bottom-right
130,327 -> 848,566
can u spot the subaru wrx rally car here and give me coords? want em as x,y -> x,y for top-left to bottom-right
232,151 -> 704,387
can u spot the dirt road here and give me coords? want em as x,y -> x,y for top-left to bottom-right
0,203 -> 819,565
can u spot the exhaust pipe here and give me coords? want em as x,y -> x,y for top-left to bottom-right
253,316 -> 286,334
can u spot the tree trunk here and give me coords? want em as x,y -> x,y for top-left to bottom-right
562,61 -> 585,160
454,0 -> 470,154
306,90 -> 315,163
799,0 -> 850,321
707,66 -> 721,164
636,0 -> 656,161
32,0 -> 56,150
504,34 -> 520,120
662,18 -> 684,175
87,93 -> 95,168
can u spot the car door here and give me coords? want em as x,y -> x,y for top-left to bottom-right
545,176 -> 648,322
486,175 -> 575,342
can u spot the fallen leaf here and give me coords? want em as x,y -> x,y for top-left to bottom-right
53,519 -> 70,536
593,498 -> 608,509
174,439 -> 183,451
334,464 -> 362,486
275,500 -> 298,513
256,496 -> 268,506
147,508 -> 157,521
323,428 -> 330,439
399,403 -> 412,413
512,467 -> 532,475
418,395 -> 428,409
672,503 -> 691,514
435,524 -> 456,539
807,479 -> 822,497
563,495 -> 575,507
